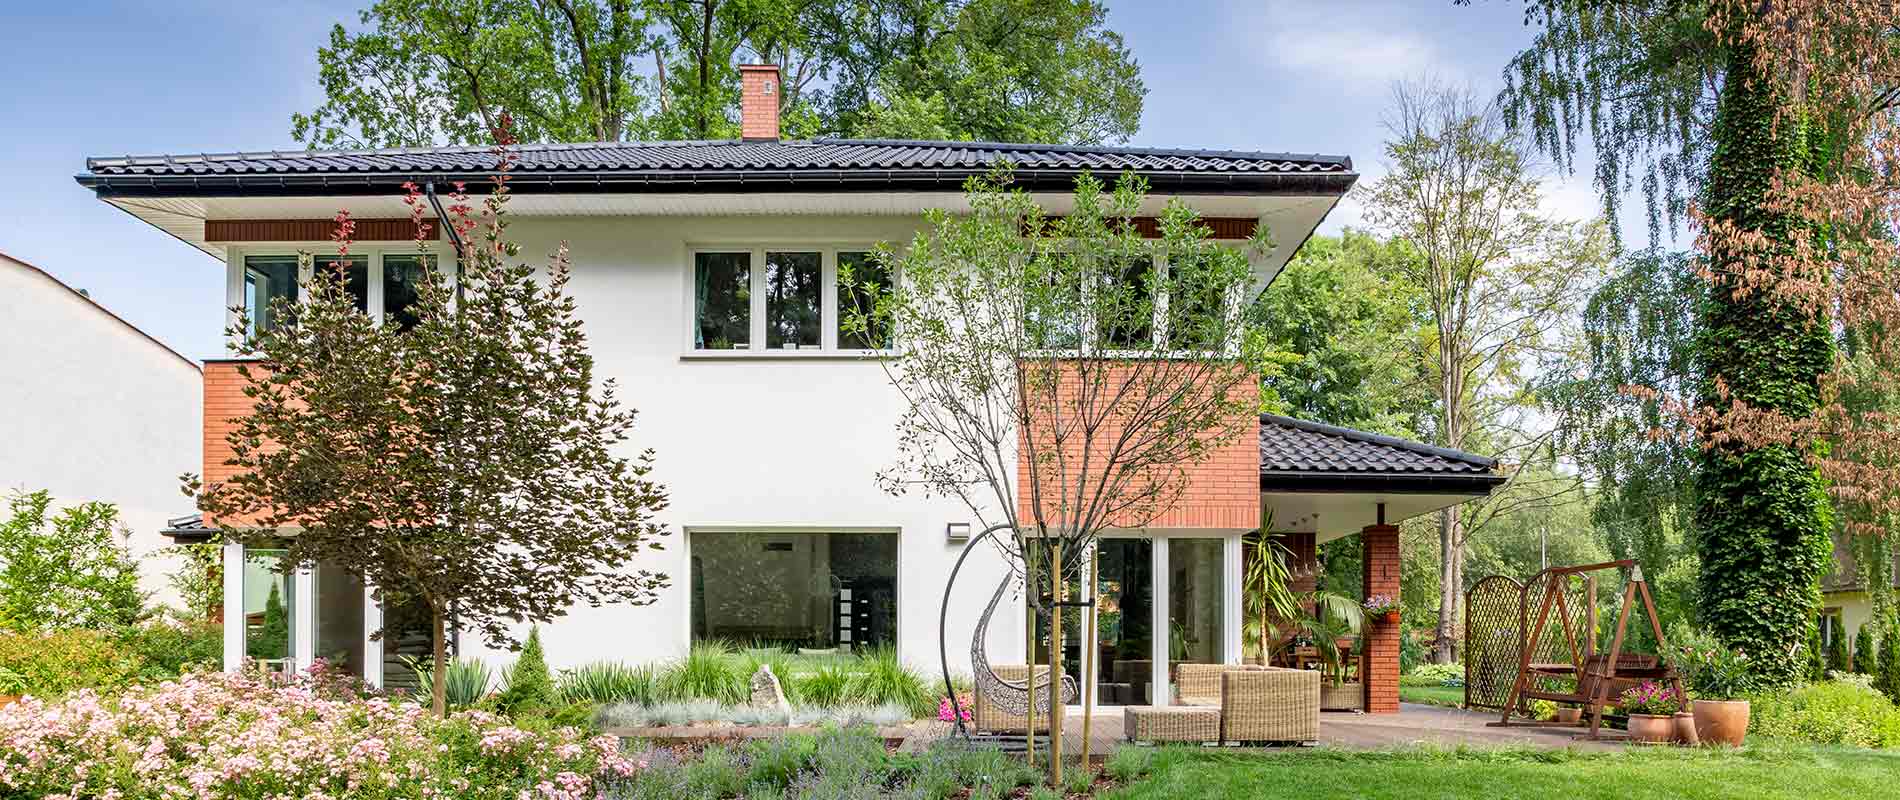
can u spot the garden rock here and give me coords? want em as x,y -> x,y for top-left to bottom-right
751,664 -> 792,714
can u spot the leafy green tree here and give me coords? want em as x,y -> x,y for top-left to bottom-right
1856,624 -> 1880,675
295,0 -> 1143,147
0,490 -> 145,633
1488,0 -> 1722,246
1255,230 -> 1430,435
189,145 -> 671,716
853,169 -> 1272,780
1361,80 -> 1608,661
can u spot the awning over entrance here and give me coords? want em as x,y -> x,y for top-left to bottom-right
1258,413 -> 1506,540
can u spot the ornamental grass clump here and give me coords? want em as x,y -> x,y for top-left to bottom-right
0,665 -> 642,799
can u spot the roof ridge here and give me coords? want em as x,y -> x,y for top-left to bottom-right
85,139 -> 766,168
815,137 -> 1353,168
1258,412 -> 1497,469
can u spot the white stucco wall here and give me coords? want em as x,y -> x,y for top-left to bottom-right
223,215 -> 1024,676
0,253 -> 202,610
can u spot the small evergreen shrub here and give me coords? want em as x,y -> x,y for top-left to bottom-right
1855,624 -> 1879,674
1828,626 -> 1850,673
1750,679 -> 1900,748
1882,623 -> 1900,702
498,627 -> 556,714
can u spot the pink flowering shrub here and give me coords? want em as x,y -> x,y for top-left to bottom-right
936,693 -> 973,723
0,664 -> 641,799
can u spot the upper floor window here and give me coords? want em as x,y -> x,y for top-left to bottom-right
837,251 -> 891,350
232,249 -> 441,345
690,246 -> 895,355
242,255 -> 300,336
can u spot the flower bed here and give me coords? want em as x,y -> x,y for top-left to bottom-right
0,665 -> 640,799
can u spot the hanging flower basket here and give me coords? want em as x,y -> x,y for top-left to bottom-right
1363,595 -> 1402,623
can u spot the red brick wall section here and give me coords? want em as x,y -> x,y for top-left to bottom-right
1015,362 -> 1259,531
739,64 -> 781,141
202,361 -> 269,527
1361,524 -> 1401,713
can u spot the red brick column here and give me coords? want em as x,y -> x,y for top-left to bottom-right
1361,524 -> 1401,713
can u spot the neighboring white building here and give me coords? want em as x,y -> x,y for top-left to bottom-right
79,66 -> 1503,711
0,250 -> 202,608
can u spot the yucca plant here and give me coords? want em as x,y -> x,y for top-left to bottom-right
659,640 -> 747,703
401,655 -> 492,709
849,647 -> 930,717
558,661 -> 659,706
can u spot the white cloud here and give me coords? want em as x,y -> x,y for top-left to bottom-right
1236,1 -> 1460,90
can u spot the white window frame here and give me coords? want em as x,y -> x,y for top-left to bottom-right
225,244 -> 449,353
683,243 -> 895,358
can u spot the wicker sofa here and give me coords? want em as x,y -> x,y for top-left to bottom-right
1125,663 -> 1320,745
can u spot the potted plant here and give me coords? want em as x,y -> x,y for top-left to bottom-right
1617,681 -> 1684,744
1674,636 -> 1755,747
1304,591 -> 1365,710
1363,595 -> 1402,624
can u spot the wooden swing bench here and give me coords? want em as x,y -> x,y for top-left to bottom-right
1488,560 -> 1683,740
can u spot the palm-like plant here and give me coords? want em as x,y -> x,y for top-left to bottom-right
1241,525 -> 1301,663
1302,591 -> 1365,686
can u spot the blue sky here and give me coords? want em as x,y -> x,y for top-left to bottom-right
0,0 -> 1637,361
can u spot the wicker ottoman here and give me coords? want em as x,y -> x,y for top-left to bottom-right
1124,705 -> 1221,744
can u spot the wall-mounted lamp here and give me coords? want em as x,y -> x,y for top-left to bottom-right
946,522 -> 971,542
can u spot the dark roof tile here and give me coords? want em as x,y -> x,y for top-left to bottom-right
1259,413 -> 1497,477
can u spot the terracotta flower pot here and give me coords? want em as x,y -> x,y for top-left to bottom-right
1692,699 -> 1749,747
1380,610 -> 1400,624
0,695 -> 16,712
1673,712 -> 1699,746
1553,706 -> 1582,725
1627,713 -> 1675,744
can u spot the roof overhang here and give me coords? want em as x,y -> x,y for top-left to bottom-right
97,189 -> 1343,291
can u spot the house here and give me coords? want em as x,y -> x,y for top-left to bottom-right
0,250 -> 202,610
1823,529 -> 1899,659
77,65 -> 1505,712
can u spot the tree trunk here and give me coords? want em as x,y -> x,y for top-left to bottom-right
431,605 -> 448,717
1048,545 -> 1064,785
1435,506 -> 1462,664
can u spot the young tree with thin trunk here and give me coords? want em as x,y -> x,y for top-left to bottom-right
187,133 -> 670,716
850,170 -> 1273,780
1362,79 -> 1608,663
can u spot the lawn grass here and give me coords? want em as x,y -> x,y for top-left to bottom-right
1100,742 -> 1900,800
1398,683 -> 1464,707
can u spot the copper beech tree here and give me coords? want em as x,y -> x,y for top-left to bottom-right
187,136 -> 669,716
845,170 -> 1275,779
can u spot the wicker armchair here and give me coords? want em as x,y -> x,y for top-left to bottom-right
1221,667 -> 1320,743
973,664 -> 1064,734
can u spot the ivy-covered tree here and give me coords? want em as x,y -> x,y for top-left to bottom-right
0,490 -> 145,633
294,0 -> 1144,147
188,133 -> 670,715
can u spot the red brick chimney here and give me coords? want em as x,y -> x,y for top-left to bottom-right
739,64 -> 781,141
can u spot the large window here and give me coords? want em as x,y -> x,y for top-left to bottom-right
382,254 -> 434,331
1167,538 -> 1225,699
765,251 -> 822,349
243,255 -> 300,335
690,531 -> 897,652
688,246 -> 895,354
695,252 -> 752,350
837,251 -> 891,350
235,250 -> 441,341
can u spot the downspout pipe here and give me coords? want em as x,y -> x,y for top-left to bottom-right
424,182 -> 466,307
